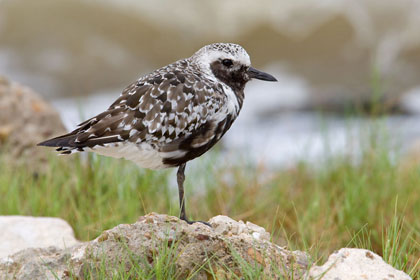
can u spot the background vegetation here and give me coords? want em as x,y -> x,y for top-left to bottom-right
1,121 -> 419,278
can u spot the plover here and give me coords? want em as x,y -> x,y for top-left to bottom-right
38,43 -> 277,224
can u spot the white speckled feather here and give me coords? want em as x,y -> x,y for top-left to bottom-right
42,43 -> 259,168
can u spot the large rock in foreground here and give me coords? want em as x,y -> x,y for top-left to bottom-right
0,213 -> 309,279
0,213 -> 412,279
0,216 -> 80,258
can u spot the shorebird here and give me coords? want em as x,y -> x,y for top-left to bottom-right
38,43 -> 277,224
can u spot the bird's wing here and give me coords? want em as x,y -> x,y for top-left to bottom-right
39,64 -> 225,152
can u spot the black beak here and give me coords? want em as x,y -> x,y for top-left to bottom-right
248,67 -> 277,82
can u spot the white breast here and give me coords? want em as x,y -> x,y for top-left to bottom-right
210,83 -> 240,125
222,83 -> 240,115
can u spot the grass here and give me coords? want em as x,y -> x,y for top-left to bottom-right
0,123 -> 419,279
73,237 -> 187,280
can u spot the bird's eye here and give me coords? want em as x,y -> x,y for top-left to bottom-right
222,59 -> 233,67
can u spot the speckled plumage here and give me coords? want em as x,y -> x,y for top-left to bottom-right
41,43 -> 256,169
39,43 -> 277,223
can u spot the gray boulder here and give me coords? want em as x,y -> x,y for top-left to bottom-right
0,76 -> 66,169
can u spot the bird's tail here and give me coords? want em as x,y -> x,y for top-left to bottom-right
37,133 -> 81,154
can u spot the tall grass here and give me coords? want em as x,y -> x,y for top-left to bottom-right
0,123 -> 419,278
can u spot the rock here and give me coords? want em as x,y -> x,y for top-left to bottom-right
0,76 -> 66,169
399,86 -> 420,115
0,214 -> 412,279
0,216 -> 80,258
0,213 -> 309,279
307,248 -> 412,280
0,247 -> 72,279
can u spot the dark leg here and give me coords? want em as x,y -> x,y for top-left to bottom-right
176,163 -> 210,226
177,163 -> 187,221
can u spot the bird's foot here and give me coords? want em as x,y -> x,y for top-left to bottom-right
180,217 -> 211,227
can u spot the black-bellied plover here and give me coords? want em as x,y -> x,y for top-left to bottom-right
39,43 -> 277,224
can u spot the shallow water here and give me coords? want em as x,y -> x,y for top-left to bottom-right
51,77 -> 420,168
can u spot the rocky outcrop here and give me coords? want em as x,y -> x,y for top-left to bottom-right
0,216 -> 80,258
0,213 -> 412,279
0,76 -> 66,169
0,213 -> 309,279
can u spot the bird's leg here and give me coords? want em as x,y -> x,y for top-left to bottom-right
177,163 -> 188,221
177,163 -> 211,227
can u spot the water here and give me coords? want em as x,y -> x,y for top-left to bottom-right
51,74 -> 420,168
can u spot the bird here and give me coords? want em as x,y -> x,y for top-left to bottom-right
38,43 -> 277,224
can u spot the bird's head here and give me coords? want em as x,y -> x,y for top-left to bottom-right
191,43 -> 277,91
